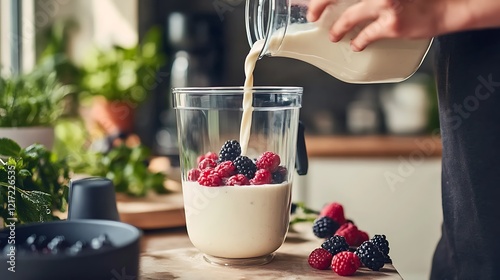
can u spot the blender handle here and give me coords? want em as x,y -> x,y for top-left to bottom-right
295,121 -> 308,176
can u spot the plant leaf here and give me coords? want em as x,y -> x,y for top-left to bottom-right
16,188 -> 53,223
18,169 -> 32,178
0,138 -> 21,157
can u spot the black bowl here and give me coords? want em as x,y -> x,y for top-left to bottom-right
0,220 -> 141,280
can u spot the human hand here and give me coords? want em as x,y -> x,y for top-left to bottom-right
307,0 -> 472,51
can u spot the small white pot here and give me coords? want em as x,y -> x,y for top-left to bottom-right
0,127 -> 55,149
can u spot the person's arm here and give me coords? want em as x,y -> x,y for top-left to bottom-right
307,0 -> 500,51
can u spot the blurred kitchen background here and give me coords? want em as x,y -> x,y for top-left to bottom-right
0,1 -> 442,279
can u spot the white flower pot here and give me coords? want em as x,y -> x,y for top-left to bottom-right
0,127 -> 55,149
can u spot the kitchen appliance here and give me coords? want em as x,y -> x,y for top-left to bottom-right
0,220 -> 140,280
0,178 -> 141,280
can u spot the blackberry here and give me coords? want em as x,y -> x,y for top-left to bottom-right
219,140 -> 241,162
321,235 -> 349,256
355,241 -> 385,271
272,166 -> 288,183
312,216 -> 339,238
233,156 -> 257,179
370,234 -> 390,256
370,235 -> 392,263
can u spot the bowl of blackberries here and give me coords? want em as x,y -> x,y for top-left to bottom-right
0,219 -> 141,280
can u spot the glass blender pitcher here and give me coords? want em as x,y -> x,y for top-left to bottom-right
246,0 -> 433,84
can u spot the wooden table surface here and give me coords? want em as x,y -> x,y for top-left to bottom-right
140,225 -> 402,280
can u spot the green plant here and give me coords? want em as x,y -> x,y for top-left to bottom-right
0,138 -> 70,225
84,144 -> 168,197
0,61 -> 72,127
80,27 -> 165,104
54,120 -> 168,197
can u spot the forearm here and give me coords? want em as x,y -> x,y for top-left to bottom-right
451,0 -> 500,32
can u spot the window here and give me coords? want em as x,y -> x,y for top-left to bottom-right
0,0 -> 42,75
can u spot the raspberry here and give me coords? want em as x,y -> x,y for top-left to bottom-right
233,156 -> 257,179
196,152 -> 218,164
321,235 -> 349,256
187,168 -> 200,181
226,174 -> 250,186
205,152 -> 219,161
256,151 -> 281,172
215,161 -> 236,178
250,169 -> 272,185
219,140 -> 241,162
370,235 -> 391,263
331,251 -> 361,276
272,166 -> 288,183
335,223 -> 359,246
355,241 -> 385,271
198,158 -> 217,170
197,169 -> 222,186
313,216 -> 339,238
307,248 -> 333,270
320,203 -> 346,225
355,230 -> 370,247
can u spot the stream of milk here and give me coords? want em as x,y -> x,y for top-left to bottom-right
239,40 -> 264,155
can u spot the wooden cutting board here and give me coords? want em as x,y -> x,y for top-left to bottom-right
116,158 -> 185,229
69,167 -> 186,230
116,190 -> 185,230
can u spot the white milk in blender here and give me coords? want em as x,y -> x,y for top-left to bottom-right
183,181 -> 292,258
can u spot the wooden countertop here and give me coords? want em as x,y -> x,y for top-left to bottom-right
140,225 -> 402,279
305,135 -> 442,158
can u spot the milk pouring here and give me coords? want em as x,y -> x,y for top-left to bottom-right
246,0 -> 433,84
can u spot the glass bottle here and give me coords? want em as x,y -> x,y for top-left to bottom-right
245,0 -> 433,84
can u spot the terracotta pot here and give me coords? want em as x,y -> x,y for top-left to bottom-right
85,96 -> 135,136
0,126 -> 55,148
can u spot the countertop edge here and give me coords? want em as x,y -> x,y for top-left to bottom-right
305,135 -> 442,158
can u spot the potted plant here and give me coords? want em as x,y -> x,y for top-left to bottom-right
79,27 -> 165,137
0,61 -> 71,148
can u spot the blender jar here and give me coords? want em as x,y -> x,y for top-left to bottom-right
173,86 -> 302,266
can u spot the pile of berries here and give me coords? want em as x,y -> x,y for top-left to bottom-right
308,202 -> 391,276
187,140 -> 288,187
0,233 -> 113,256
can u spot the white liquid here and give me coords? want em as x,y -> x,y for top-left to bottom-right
182,181 -> 292,258
239,41 -> 264,155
